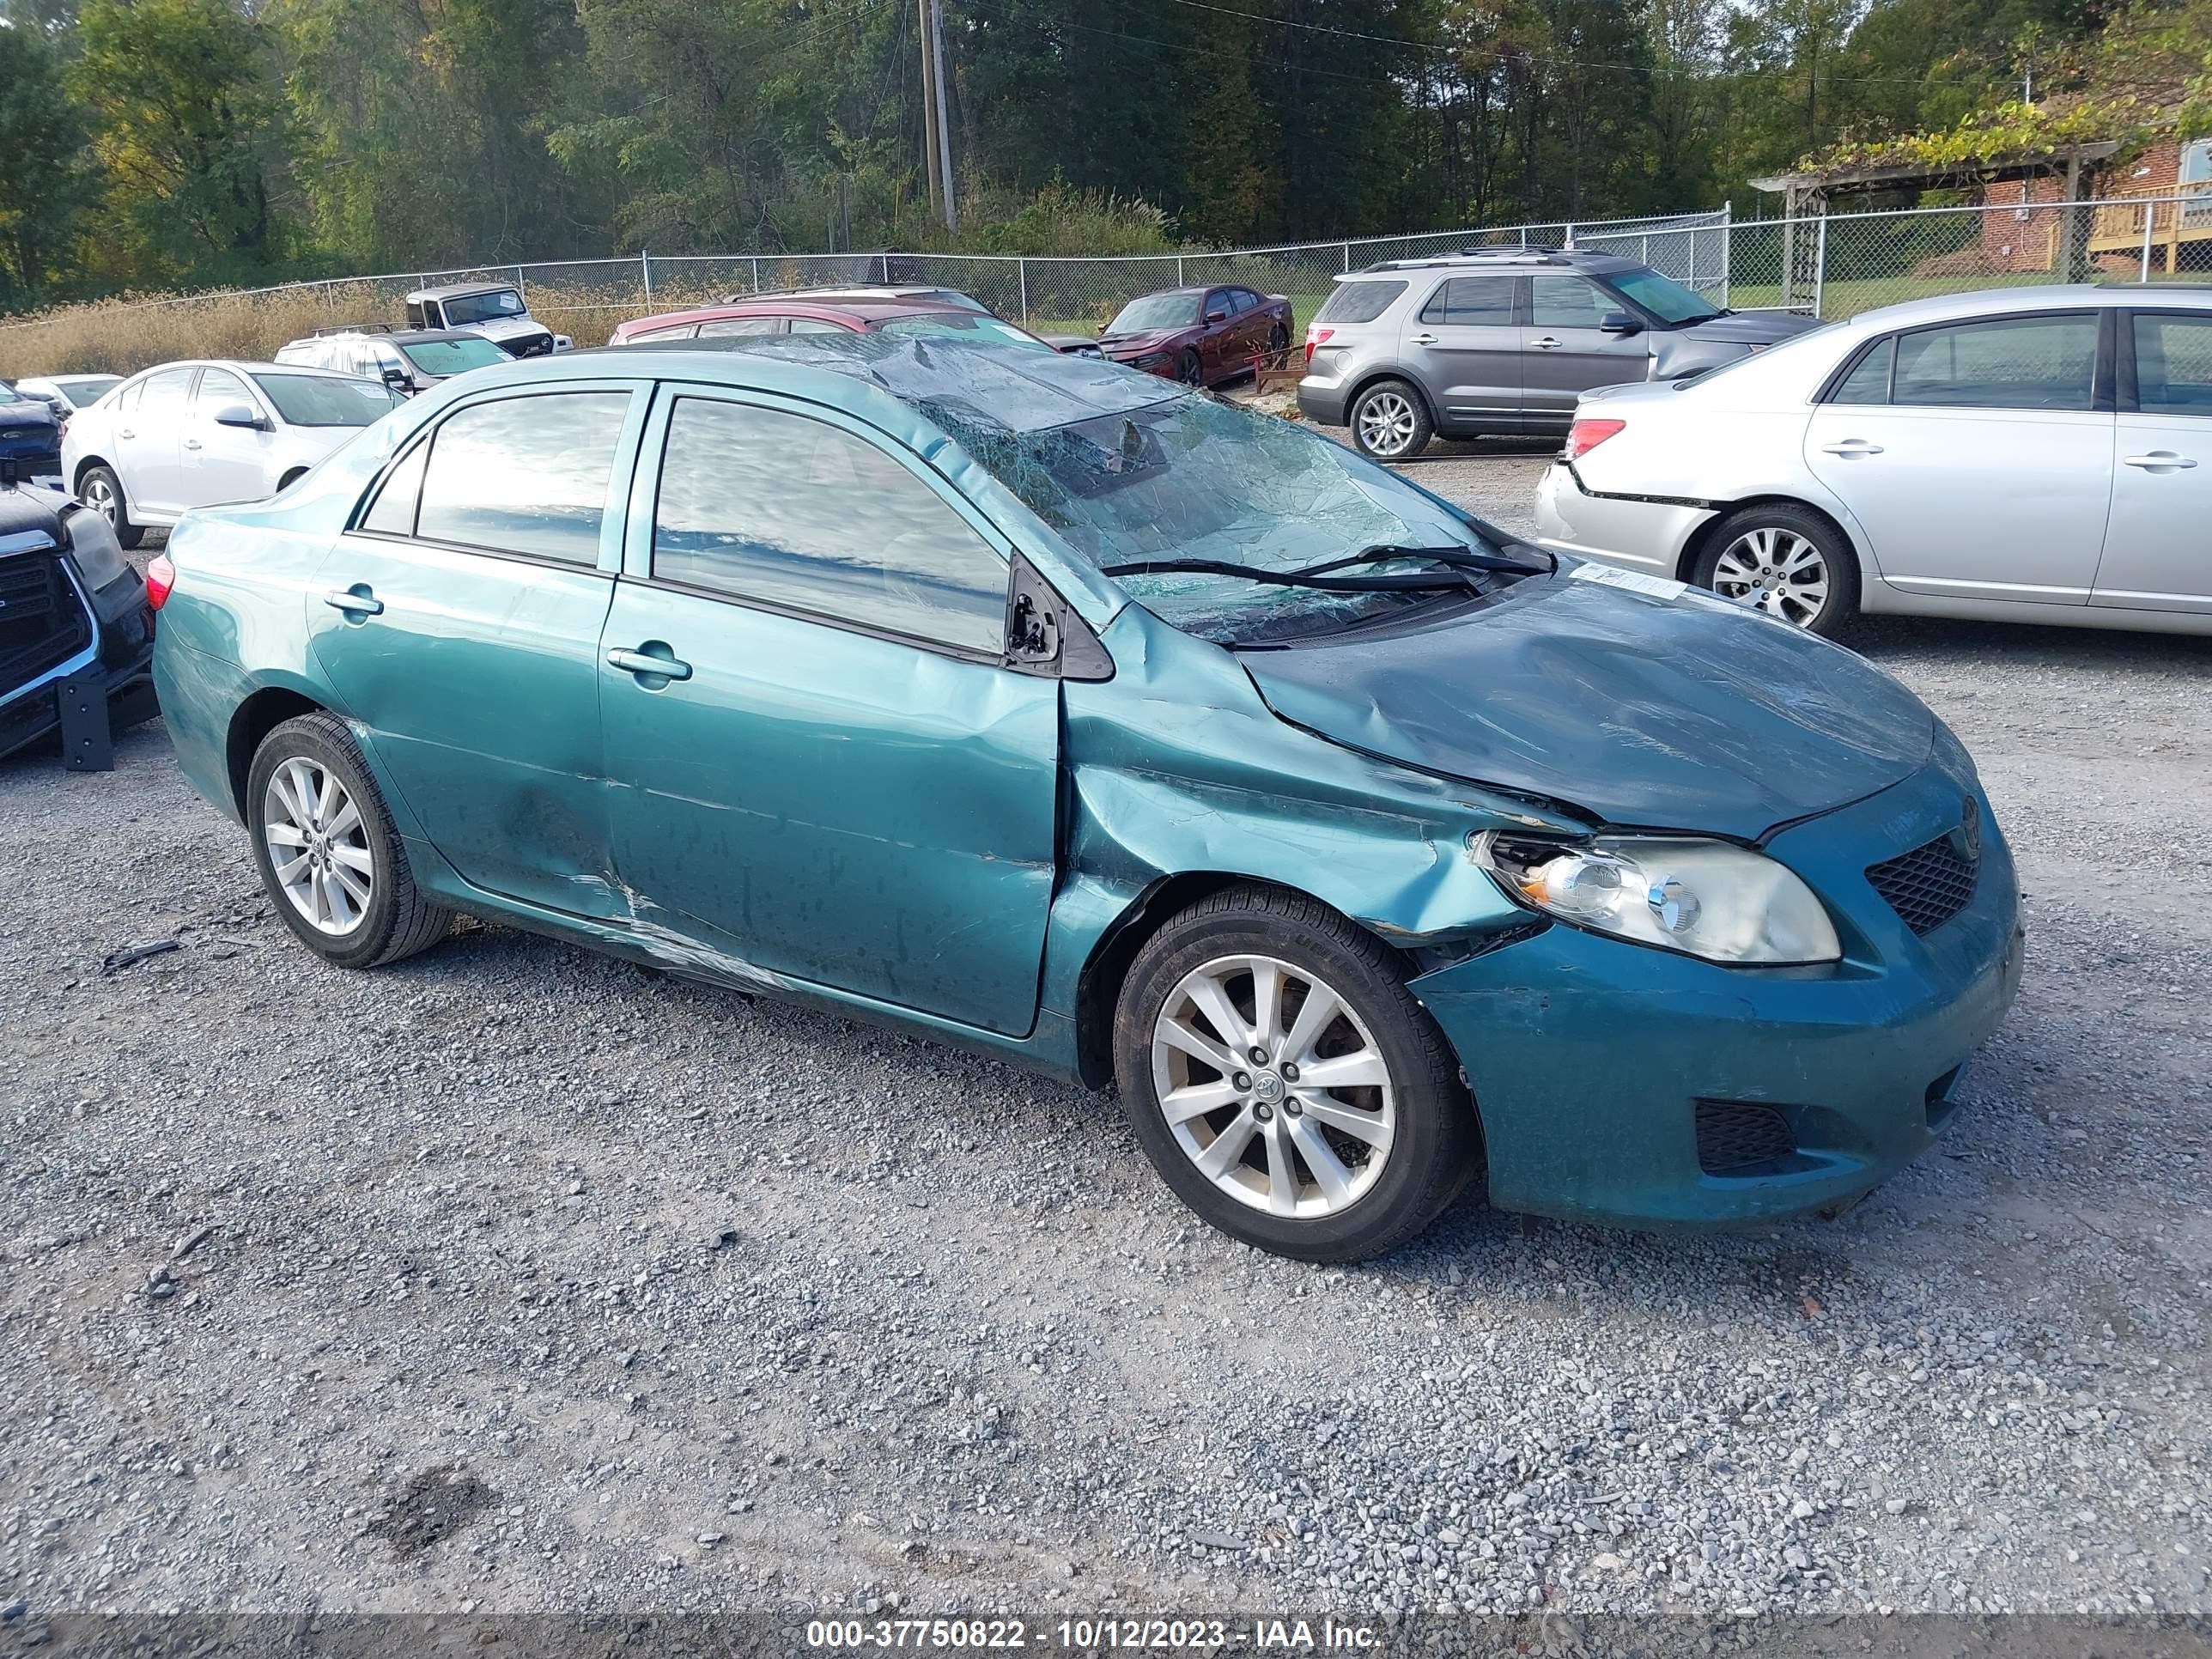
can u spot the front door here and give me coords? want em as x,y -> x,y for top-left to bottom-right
181,366 -> 274,509
1804,309 -> 2112,605
598,388 -> 1059,1036
2095,308 -> 2212,613
1398,274 -> 1520,434
307,384 -> 646,917
1520,275 -> 1653,425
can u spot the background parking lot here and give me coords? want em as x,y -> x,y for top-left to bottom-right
3,459 -> 2209,1626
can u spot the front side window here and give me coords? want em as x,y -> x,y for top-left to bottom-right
1313,280 -> 1406,325
2130,313 -> 2212,416
1529,276 -> 1610,329
1891,313 -> 2097,410
194,368 -> 252,411
251,374 -> 402,427
414,392 -> 630,564
1419,276 -> 1515,326
652,398 -> 1007,654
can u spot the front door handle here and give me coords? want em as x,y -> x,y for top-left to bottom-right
607,644 -> 693,683
2123,451 -> 2198,471
1406,331 -> 1438,345
324,587 -> 383,617
1532,336 -> 1563,349
1820,440 -> 1885,457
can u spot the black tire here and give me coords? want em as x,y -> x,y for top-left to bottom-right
1177,349 -> 1204,386
81,465 -> 143,550
1111,884 -> 1481,1263
246,711 -> 453,969
1267,321 -> 1289,354
1348,378 -> 1433,461
1691,502 -> 1861,638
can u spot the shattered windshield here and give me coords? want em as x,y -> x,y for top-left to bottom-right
935,389 -> 1503,643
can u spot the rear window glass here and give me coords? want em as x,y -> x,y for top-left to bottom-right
1314,281 -> 1407,325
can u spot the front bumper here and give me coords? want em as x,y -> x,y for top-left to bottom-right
0,565 -> 156,761
1411,762 -> 2024,1227
1533,461 -> 1714,576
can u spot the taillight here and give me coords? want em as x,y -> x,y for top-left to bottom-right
1564,417 -> 1626,460
145,553 -> 175,611
1304,326 -> 1333,366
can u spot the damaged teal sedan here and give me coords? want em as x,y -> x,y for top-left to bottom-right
150,337 -> 2024,1261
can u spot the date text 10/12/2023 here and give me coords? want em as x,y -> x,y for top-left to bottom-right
805,1619 -> 1382,1650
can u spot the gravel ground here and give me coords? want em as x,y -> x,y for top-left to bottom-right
3,463 -> 2209,1633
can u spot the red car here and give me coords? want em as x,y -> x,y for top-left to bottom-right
1094,285 -> 1293,386
608,296 -> 1060,352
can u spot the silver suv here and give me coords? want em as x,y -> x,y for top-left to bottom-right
1297,246 -> 1825,459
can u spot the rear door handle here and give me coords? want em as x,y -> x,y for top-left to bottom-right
183,439 -> 202,451
607,644 -> 693,683
324,587 -> 383,617
1406,331 -> 1438,345
2123,451 -> 2198,471
1820,440 -> 1884,457
1532,336 -> 1563,349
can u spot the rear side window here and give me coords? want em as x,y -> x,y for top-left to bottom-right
1892,313 -> 2097,410
1314,281 -> 1407,325
1829,337 -> 1894,404
633,323 -> 698,341
695,317 -> 782,337
414,392 -> 630,564
1418,276 -> 1515,326
2131,313 -> 2212,416
651,398 -> 1007,654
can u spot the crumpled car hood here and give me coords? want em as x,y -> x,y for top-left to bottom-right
1674,310 -> 1827,347
1236,572 -> 1934,841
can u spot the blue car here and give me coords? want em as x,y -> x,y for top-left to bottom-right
148,337 -> 2022,1261
0,381 -> 62,484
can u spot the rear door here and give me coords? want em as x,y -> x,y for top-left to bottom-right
1520,275 -> 1651,424
1804,309 -> 2112,605
1398,275 -> 1520,433
307,383 -> 648,916
119,367 -> 196,515
2094,307 -> 2212,614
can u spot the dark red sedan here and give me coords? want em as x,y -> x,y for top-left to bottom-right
609,296 -> 1060,351
1094,285 -> 1293,386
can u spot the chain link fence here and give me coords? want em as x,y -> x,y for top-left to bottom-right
6,197 -> 2208,373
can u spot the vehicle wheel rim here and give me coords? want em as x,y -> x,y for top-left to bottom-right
1181,354 -> 1203,385
1151,953 -> 1397,1219
84,476 -> 116,524
1712,527 -> 1829,628
263,757 -> 374,936
1357,392 -> 1417,457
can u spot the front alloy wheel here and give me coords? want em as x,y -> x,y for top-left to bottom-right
1711,526 -> 1830,629
1152,953 -> 1396,1218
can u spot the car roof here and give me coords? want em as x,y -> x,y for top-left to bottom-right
540,331 -> 1182,435
286,327 -> 490,347
1835,282 -> 2212,331
624,297 -> 981,331
1340,246 -> 1640,280
407,283 -> 518,301
125,359 -> 363,381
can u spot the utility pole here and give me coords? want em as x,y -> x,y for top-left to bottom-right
917,0 -> 941,223
929,0 -> 957,232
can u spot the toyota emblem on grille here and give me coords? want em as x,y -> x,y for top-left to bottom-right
1951,795 -> 1981,863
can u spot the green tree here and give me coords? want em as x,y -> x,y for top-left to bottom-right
0,23 -> 93,306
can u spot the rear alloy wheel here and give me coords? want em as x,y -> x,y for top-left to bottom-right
1114,884 -> 1480,1261
80,465 -> 143,550
1350,379 -> 1433,460
248,712 -> 453,969
1693,504 -> 1861,637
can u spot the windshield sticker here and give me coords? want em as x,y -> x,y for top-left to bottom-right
1567,562 -> 1687,601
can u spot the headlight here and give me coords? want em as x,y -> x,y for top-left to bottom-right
62,504 -> 131,591
1474,832 -> 1841,965
1135,353 -> 1172,370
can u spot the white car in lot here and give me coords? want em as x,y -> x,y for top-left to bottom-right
1534,284 -> 2212,637
62,360 -> 401,548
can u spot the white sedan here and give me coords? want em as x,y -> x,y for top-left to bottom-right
62,359 -> 402,548
1534,284 -> 2212,637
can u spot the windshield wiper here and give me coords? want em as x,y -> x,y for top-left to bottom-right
1099,541 -> 1551,593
